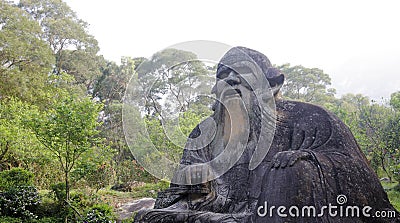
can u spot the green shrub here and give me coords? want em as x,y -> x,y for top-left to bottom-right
25,217 -> 63,223
387,189 -> 400,211
0,186 -> 40,219
120,213 -> 137,223
36,217 -> 63,223
394,183 -> 400,192
131,180 -> 170,198
84,203 -> 115,223
50,182 -> 66,203
0,216 -> 22,223
115,160 -> 156,184
34,196 -> 63,219
0,168 -> 34,190
70,191 -> 95,210
72,162 -> 113,192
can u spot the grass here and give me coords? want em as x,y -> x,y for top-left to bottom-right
95,180 -> 169,208
381,180 -> 400,212
36,180 -> 169,213
387,190 -> 400,211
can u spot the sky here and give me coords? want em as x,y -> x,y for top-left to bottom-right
64,0 -> 400,101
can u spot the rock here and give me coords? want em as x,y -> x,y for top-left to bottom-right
117,198 -> 155,221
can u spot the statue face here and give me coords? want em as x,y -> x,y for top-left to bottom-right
215,64 -> 261,106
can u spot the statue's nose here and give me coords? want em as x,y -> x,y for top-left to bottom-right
225,71 -> 241,85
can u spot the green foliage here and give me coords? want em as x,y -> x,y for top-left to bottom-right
387,190 -> 400,211
390,91 -> 400,111
83,203 -> 115,223
29,96 -> 103,163
50,182 -> 66,203
0,1 -> 54,103
130,181 -> 170,199
94,57 -> 135,103
72,162 -> 113,192
70,191 -> 96,211
28,95 -> 104,202
327,93 -> 400,180
142,109 -> 211,166
34,195 -> 62,221
120,214 -> 137,223
0,186 -> 40,219
0,216 -> 22,223
0,99 -> 44,170
0,168 -> 34,190
135,48 -> 212,117
19,0 -> 104,93
31,217 -> 62,223
277,63 -> 336,105
113,160 -> 155,185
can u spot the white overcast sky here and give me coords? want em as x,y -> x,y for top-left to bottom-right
64,0 -> 400,101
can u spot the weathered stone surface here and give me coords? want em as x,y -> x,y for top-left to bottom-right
134,47 -> 400,222
117,198 -> 155,221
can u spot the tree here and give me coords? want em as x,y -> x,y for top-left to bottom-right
135,49 -> 212,117
277,63 -> 336,105
330,93 -> 400,180
93,57 -> 137,184
0,99 -> 43,170
387,92 -> 400,181
390,91 -> 400,112
0,1 -> 54,103
94,57 -> 135,104
19,0 -> 105,93
28,96 -> 103,211
328,94 -> 370,150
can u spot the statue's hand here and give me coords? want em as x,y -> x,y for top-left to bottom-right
271,150 -> 313,168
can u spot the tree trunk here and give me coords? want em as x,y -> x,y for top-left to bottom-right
65,170 -> 69,223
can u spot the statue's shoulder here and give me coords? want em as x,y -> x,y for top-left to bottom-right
276,99 -> 334,119
275,100 -> 342,130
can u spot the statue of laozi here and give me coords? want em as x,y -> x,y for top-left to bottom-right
134,47 -> 400,223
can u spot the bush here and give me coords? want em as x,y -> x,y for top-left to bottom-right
84,203 -> 115,223
395,183 -> 400,192
72,162 -> 113,192
0,186 -> 40,219
0,216 -> 62,223
34,196 -> 63,219
70,191 -> 95,210
0,168 -> 34,190
131,180 -> 170,198
50,182 -> 66,203
26,217 -> 63,223
115,160 -> 155,184
0,216 -> 22,223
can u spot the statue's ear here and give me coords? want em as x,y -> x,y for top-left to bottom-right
268,74 -> 284,95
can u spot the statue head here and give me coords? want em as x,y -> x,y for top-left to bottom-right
212,46 -> 284,110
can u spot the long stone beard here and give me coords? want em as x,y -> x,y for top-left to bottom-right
212,92 -> 262,152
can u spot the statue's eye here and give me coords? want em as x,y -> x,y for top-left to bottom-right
218,71 -> 229,79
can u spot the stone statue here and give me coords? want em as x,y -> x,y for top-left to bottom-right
134,47 -> 399,222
